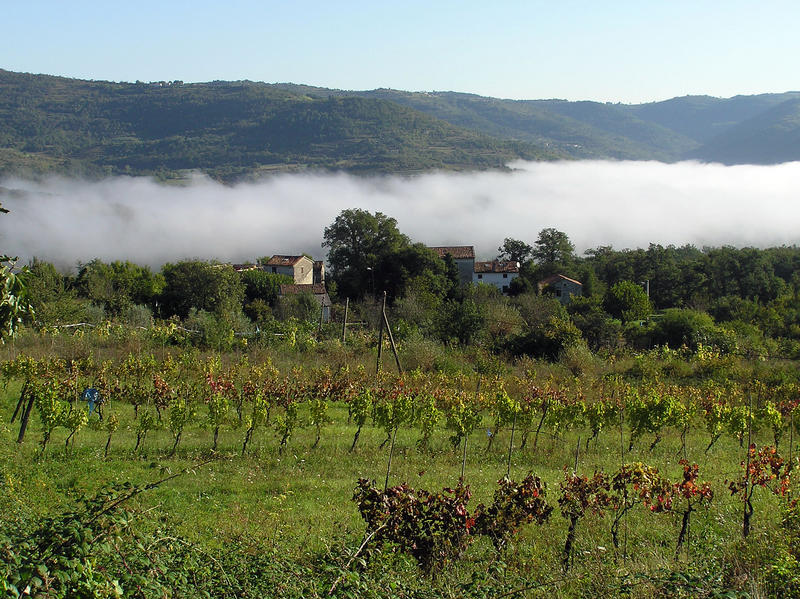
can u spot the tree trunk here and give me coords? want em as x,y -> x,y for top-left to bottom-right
171,432 -> 182,457
563,516 -> 578,571
350,425 -> 362,453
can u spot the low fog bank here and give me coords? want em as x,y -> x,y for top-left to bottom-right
1,160 -> 799,270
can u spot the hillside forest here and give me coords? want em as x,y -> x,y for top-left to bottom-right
3,68 -> 800,181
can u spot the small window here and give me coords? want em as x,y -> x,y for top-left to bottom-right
271,267 -> 277,273
477,274 -> 483,279
502,285 -> 509,293
503,273 -> 508,278
556,289 -> 562,297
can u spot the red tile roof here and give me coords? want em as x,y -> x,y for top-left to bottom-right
279,283 -> 328,295
474,260 -> 520,274
430,246 -> 475,260
232,263 -> 258,272
279,284 -> 331,305
265,255 -> 308,267
538,274 -> 582,286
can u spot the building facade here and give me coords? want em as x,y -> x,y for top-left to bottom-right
538,274 -> 583,305
265,255 -> 315,284
429,246 -> 475,286
473,260 -> 520,294
278,283 -> 332,322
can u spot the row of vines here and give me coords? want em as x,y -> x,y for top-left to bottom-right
5,352 -> 799,460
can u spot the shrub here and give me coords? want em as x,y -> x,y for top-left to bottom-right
652,308 -> 716,350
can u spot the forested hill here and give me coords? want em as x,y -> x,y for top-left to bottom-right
686,98 -> 800,164
3,69 -> 800,181
279,84 -> 800,164
0,69 -> 558,181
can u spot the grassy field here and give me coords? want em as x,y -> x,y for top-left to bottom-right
2,333 -> 799,597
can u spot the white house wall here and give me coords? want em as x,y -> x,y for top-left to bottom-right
473,271 -> 518,293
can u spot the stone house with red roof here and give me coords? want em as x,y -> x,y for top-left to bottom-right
278,283 -> 332,322
538,274 -> 583,305
264,255 -> 314,284
473,260 -> 520,294
429,246 -> 475,286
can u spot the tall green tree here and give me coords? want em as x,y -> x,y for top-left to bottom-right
240,269 -> 292,306
497,238 -> 533,264
322,209 -> 409,299
532,228 -> 575,277
19,259 -> 85,325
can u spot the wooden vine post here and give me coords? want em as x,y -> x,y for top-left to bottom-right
375,293 -> 386,374
341,298 -> 349,342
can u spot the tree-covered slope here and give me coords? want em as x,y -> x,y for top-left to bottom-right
624,93 -> 800,143
529,99 -> 698,159
277,85 -> 698,160
0,70 -> 558,180
4,69 -> 800,176
686,98 -> 800,164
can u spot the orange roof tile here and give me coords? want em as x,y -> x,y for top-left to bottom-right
474,260 -> 520,274
429,246 -> 475,260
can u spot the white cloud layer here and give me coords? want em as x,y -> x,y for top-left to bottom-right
2,160 -> 799,271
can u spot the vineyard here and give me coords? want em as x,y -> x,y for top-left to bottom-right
2,329 -> 800,597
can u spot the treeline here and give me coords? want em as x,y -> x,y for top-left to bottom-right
16,209 -> 800,360
21,258 -> 306,331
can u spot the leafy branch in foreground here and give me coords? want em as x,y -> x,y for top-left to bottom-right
1,459 -> 215,598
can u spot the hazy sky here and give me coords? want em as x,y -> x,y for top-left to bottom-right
5,0 -> 799,102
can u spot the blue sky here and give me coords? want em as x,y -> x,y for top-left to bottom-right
4,0 -> 799,102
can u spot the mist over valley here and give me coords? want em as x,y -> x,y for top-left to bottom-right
3,159 -> 799,270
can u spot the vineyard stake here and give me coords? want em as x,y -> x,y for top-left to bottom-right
461,433 -> 468,480
743,391 -> 754,537
790,410 -> 794,473
618,383 -> 628,558
382,309 -> 403,374
574,436 -> 580,474
463,376 -> 482,480
506,411 -> 517,478
16,393 -> 35,444
10,380 -> 28,423
375,292 -> 386,374
384,425 -> 398,491
341,298 -> 349,342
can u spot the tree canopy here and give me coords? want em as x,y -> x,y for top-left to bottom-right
322,209 -> 410,300
532,228 -> 575,272
603,280 -> 652,323
159,261 -> 244,320
497,238 -> 532,264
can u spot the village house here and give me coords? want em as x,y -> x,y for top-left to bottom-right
264,255 -> 315,284
538,274 -> 583,305
473,260 -> 520,294
429,246 -> 475,286
278,283 -> 332,322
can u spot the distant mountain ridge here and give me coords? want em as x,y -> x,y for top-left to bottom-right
0,69 -> 558,180
1,68 -> 799,180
